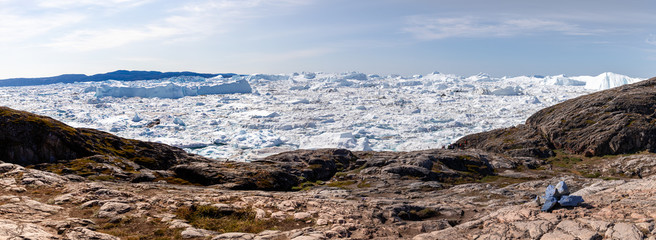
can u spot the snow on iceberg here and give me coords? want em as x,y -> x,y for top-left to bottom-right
487,86 -> 523,96
342,72 -> 368,81
240,110 -> 281,119
300,132 -> 371,151
466,73 -> 495,82
233,130 -> 284,149
573,72 -> 643,90
95,80 -> 252,99
195,80 -> 252,95
543,75 -> 586,86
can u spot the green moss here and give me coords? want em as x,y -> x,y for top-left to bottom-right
356,179 -> 371,188
155,177 -> 196,185
352,164 -> 367,174
292,181 -> 321,191
308,164 -> 323,170
583,171 -> 601,178
479,175 -> 534,187
456,155 -> 473,161
326,180 -> 356,189
334,172 -> 348,178
132,157 -> 156,165
88,174 -> 116,181
45,158 -> 99,176
97,216 -> 183,240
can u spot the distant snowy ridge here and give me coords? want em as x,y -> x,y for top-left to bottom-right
95,79 -> 252,99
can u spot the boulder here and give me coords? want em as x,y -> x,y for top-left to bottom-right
97,202 -> 132,218
541,197 -> 558,212
66,227 -> 120,240
558,195 -> 584,207
556,181 -> 570,195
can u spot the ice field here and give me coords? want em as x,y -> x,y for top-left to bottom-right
0,71 -> 643,161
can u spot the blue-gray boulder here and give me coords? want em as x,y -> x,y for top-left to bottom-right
556,181 -> 570,195
545,185 -> 557,198
558,195 -> 584,207
541,196 -> 558,212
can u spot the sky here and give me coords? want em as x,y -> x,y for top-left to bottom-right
0,0 -> 655,79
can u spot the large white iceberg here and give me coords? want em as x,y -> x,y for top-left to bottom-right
574,72 -> 643,90
95,80 -> 252,99
543,75 -> 586,86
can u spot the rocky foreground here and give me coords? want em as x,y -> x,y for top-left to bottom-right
1,77 -> 656,239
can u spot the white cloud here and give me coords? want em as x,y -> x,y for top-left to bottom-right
45,0 -> 311,51
647,34 -> 656,45
0,13 -> 85,43
404,16 -> 597,40
36,0 -> 151,9
48,25 -> 179,51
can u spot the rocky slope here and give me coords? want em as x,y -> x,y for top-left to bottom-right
457,76 -> 656,157
3,75 -> 656,239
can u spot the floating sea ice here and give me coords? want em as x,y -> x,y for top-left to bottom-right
95,80 -> 252,99
289,85 -> 310,91
132,113 -> 142,122
300,132 -> 360,150
213,133 -> 230,145
247,110 -> 281,118
578,72 -> 642,90
358,137 -> 373,151
289,98 -> 310,104
173,117 -> 186,126
543,75 -> 586,86
488,86 -> 523,96
233,130 -> 284,149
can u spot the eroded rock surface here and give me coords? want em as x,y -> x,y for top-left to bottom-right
457,77 -> 656,157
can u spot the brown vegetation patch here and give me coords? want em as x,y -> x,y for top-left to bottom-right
176,205 -> 310,234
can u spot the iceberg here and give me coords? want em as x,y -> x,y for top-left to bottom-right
574,72 -> 643,90
487,86 -> 523,96
543,75 -> 586,86
300,132 -> 371,151
95,80 -> 252,99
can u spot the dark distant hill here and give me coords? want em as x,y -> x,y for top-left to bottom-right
0,70 -> 238,87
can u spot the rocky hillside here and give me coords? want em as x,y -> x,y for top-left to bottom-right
457,77 -> 656,157
4,74 -> 656,239
0,106 -> 499,191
